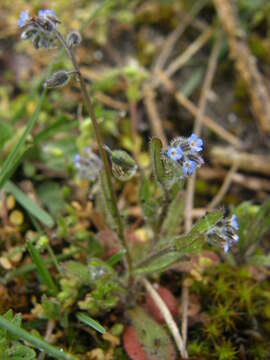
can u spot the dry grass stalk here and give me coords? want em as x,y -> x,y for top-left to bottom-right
210,146 -> 270,176
198,167 -> 270,192
156,69 -> 241,148
143,84 -> 168,146
213,0 -> 270,133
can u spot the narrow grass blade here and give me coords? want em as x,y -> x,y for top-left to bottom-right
0,315 -> 76,360
3,249 -> 78,284
0,90 -> 47,189
26,241 -> 58,295
4,180 -> 54,228
76,312 -> 105,334
107,249 -> 126,267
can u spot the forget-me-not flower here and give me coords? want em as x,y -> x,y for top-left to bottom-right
38,9 -> 56,18
188,134 -> 203,152
183,159 -> 196,175
168,146 -> 183,161
18,10 -> 29,28
73,149 -> 102,181
231,214 -> 239,230
206,214 -> 239,253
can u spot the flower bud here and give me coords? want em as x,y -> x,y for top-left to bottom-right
66,30 -> 81,48
104,145 -> 137,181
44,70 -> 71,88
21,25 -> 38,40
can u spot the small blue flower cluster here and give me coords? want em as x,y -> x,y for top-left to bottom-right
206,214 -> 239,253
18,10 -> 29,28
18,9 -> 59,49
165,134 -> 204,176
73,148 -> 102,182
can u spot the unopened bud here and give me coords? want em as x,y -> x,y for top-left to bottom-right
44,70 -> 71,88
104,145 -> 138,182
66,30 -> 81,48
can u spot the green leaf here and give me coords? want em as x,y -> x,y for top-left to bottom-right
99,170 -> 118,230
3,181 -> 54,228
173,209 -> 224,251
135,251 -> 181,275
0,315 -> 76,360
150,137 -> 167,186
76,312 -> 105,334
128,307 -> 176,360
5,344 -> 36,360
139,177 -> 158,229
235,199 -> 270,252
247,198 -> 270,245
0,121 -> 13,150
136,210 -> 224,275
107,250 -> 126,267
37,181 -> 66,217
26,241 -> 58,295
61,261 -> 95,287
161,190 -> 185,237
247,254 -> 270,267
0,90 -> 47,189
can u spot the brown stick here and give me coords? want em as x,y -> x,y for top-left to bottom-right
143,84 -> 168,146
198,167 -> 270,192
152,0 -> 209,72
156,69 -> 241,148
213,0 -> 270,133
210,146 -> 270,176
166,27 -> 214,80
207,162 -> 238,210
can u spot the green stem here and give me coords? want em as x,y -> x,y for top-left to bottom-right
54,30 -> 133,285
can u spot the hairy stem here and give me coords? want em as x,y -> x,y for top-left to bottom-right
54,30 -> 133,285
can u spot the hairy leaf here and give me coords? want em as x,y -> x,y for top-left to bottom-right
150,137 -> 166,187
139,177 -> 159,229
161,190 -> 185,237
127,307 -> 175,360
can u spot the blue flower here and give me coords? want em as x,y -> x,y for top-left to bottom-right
168,146 -> 183,161
38,9 -> 55,18
18,10 -> 29,28
183,159 -> 196,175
231,214 -> 239,230
188,134 -> 203,152
73,154 -> 81,168
223,242 -> 230,253
223,233 -> 239,252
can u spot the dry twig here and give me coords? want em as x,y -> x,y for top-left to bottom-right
156,69 -> 241,147
143,84 -> 168,146
165,27 -> 214,80
152,0 -> 208,73
211,146 -> 270,176
198,167 -> 270,192
213,0 -> 270,133
207,162 -> 238,210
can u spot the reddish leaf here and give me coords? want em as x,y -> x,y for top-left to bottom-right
145,286 -> 178,324
123,326 -> 148,360
97,229 -> 119,259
